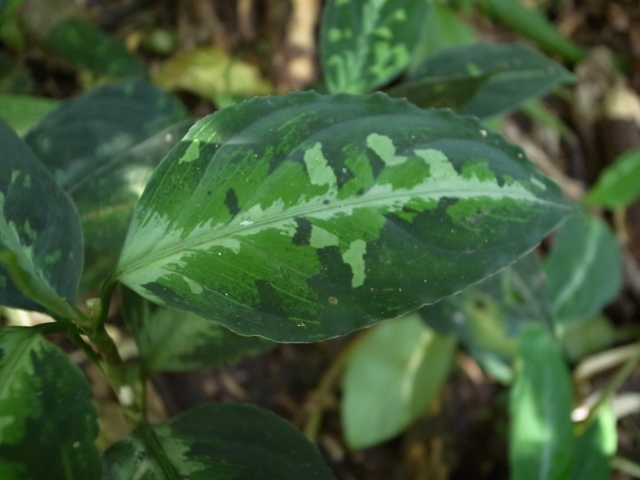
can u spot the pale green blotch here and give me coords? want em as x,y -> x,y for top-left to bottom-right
10,170 -> 20,183
180,140 -> 201,164
414,149 -> 457,180
328,28 -> 342,42
342,239 -> 367,288
465,62 -> 482,76
304,143 -> 337,187
310,225 -> 339,249
367,133 -> 407,166
530,177 -> 547,191
43,250 -> 61,265
22,175 -> 31,188
22,220 -> 37,242
393,9 -> 407,21
461,160 -> 496,182
336,0 -> 349,5
184,276 -> 203,295
375,26 -> 393,39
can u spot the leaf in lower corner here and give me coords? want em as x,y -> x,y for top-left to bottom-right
0,118 -> 82,316
510,324 -> 574,480
342,313 -> 456,448
103,403 -> 336,480
0,327 -> 101,480
121,287 -> 273,372
114,91 -> 573,342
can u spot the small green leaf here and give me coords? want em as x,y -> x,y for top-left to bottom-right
25,78 -> 189,191
546,215 -> 622,325
570,404 -> 616,480
0,118 -> 82,316
121,287 -> 273,372
114,92 -> 572,342
320,0 -> 430,93
410,43 -> 575,118
47,18 -> 144,78
422,252 -> 552,383
0,94 -> 59,135
510,324 -> 574,480
0,326 -> 101,480
103,402 -> 336,480
584,147 -> 640,209
342,313 -> 456,448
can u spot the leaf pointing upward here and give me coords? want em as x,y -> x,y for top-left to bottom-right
115,92 -> 572,342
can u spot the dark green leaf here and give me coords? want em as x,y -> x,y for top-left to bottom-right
570,404 -> 616,480
342,313 -> 455,448
584,148 -> 640,209
73,120 -> 193,253
546,215 -> 622,325
0,118 -> 82,316
47,18 -> 144,78
0,326 -> 101,480
510,324 -> 574,480
421,252 -> 552,383
114,92 -> 573,342
387,72 -> 493,110
25,78 -> 189,191
121,287 -> 273,372
103,402 -> 336,480
320,0 -> 430,93
0,94 -> 59,135
410,43 -> 575,118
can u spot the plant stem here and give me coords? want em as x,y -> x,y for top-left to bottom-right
585,340 -> 640,426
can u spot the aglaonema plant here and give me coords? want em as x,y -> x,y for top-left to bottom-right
0,0 -> 579,478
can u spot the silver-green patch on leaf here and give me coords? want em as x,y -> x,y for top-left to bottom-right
114,91 -> 573,342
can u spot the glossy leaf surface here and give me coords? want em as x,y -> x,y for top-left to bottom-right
422,252 -> 552,383
103,402 -> 336,480
115,92 -> 572,342
0,326 -> 101,480
320,0 -> 430,93
24,78 -> 189,191
0,119 -> 82,315
410,43 -> 574,118
510,324 -> 574,480
584,147 -> 640,209
342,313 -> 455,448
121,287 -> 273,372
47,18 -> 144,78
546,215 -> 621,325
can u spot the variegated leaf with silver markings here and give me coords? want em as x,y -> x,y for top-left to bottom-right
114,92 -> 573,342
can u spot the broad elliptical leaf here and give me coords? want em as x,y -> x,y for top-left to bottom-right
114,92 -> 573,342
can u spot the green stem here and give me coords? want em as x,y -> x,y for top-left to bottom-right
584,340 -> 640,427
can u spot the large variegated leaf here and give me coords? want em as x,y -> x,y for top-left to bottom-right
0,326 -> 102,480
114,92 -> 573,342
121,287 -> 273,372
103,402 -> 336,480
0,118 -> 82,316
320,0 -> 430,94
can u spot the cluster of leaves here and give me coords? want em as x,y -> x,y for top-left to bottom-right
1,0 -> 639,478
